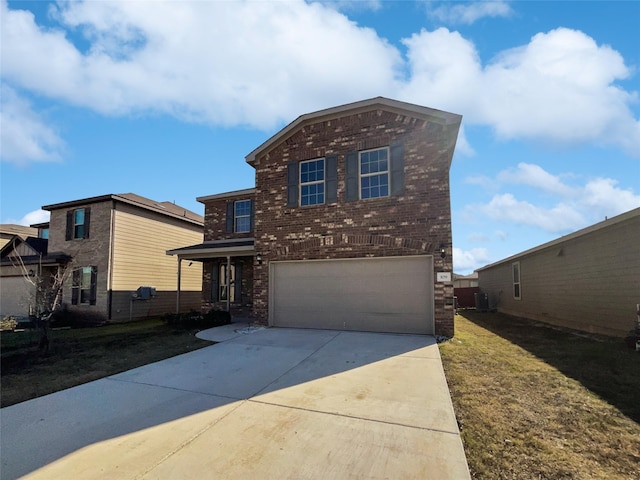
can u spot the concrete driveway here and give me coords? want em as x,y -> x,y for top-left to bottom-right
1,326 -> 470,479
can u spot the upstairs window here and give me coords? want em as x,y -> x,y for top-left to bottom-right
225,199 -> 253,234
74,209 -> 86,238
66,207 -> 91,240
360,148 -> 389,199
287,156 -> 337,208
300,158 -> 325,206
234,200 -> 252,233
345,144 -> 402,202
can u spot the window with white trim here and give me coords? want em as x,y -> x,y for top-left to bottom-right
360,147 -> 389,199
300,158 -> 325,206
234,200 -> 251,233
512,262 -> 521,300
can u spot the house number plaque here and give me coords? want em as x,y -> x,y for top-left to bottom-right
437,272 -> 452,282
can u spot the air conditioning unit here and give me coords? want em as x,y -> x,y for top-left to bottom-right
475,292 -> 489,312
136,286 -> 157,300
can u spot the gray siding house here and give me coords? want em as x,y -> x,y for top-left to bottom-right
477,207 -> 640,337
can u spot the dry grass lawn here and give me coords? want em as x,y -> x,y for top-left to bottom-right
1,319 -> 212,408
440,311 -> 640,480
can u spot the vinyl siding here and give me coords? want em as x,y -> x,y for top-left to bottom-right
478,211 -> 640,337
111,206 -> 203,292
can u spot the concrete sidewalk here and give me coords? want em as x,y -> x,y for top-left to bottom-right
1,327 -> 470,479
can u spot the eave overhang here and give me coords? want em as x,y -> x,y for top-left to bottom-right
167,238 -> 255,261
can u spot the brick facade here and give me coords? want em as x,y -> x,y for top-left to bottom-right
200,191 -> 255,317
48,200 -> 113,321
197,98 -> 461,336
251,108 -> 459,336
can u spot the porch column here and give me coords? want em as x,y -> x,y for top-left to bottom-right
176,257 -> 182,314
226,255 -> 231,313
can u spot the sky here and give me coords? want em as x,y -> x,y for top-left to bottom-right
1,0 -> 639,274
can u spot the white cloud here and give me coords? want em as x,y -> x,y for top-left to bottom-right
464,174 -> 494,186
497,163 -> 576,197
580,178 -> 640,218
1,0 -> 401,130
399,27 -> 482,116
0,84 -> 65,165
467,163 -> 640,233
481,28 -> 639,155
453,124 -> 475,157
4,209 -> 50,226
1,1 -> 638,157
313,0 -> 383,13
453,247 -> 490,273
468,233 -> 490,243
477,193 -> 586,233
400,27 -> 639,156
494,230 -> 508,241
430,1 -> 513,25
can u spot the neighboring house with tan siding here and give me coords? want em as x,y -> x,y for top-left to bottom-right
477,207 -> 640,337
169,97 -> 462,337
38,193 -> 204,322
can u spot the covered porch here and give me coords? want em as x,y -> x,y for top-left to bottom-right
167,238 -> 256,318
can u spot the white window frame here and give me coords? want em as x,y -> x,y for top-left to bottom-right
359,147 -> 390,200
234,200 -> 251,233
299,158 -> 325,206
512,261 -> 521,300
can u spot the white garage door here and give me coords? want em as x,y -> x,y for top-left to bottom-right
270,256 -> 434,334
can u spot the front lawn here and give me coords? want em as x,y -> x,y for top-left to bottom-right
440,311 -> 640,480
1,319 -> 212,408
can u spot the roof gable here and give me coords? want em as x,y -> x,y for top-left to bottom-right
0,236 -> 46,259
246,97 -> 462,165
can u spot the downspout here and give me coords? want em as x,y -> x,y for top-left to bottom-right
176,257 -> 182,314
107,202 -> 116,320
226,255 -> 231,313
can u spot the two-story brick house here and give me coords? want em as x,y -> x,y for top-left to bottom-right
169,97 -> 462,336
40,193 -> 204,322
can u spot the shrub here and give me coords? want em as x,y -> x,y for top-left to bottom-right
49,307 -> 108,329
0,316 -> 18,332
162,309 -> 231,329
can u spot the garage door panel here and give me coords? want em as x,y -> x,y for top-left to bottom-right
270,256 -> 434,334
